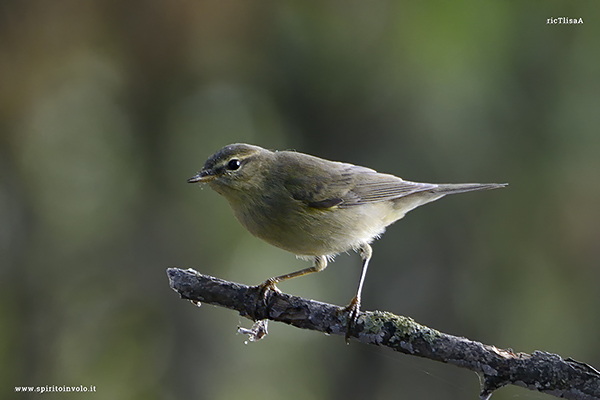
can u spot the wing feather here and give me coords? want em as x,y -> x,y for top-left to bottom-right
341,171 -> 437,207
280,154 -> 436,209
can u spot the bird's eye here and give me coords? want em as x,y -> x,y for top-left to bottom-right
227,159 -> 241,170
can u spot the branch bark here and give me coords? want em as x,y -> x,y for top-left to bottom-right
167,267 -> 600,400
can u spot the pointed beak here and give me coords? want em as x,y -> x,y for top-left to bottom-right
187,170 -> 216,183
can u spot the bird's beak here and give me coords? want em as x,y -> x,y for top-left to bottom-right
187,170 -> 216,183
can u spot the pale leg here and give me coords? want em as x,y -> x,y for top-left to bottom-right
344,243 -> 372,342
258,255 -> 328,297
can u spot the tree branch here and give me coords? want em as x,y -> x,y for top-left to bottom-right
167,267 -> 600,400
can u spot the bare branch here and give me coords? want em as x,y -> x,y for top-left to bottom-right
167,268 -> 600,400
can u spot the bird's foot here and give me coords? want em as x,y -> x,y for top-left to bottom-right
256,278 -> 282,305
343,296 -> 361,343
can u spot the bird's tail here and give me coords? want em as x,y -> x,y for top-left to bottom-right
433,182 -> 508,195
389,182 -> 507,220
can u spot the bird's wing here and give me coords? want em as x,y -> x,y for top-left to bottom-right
341,167 -> 437,207
283,173 -> 347,209
282,159 -> 435,209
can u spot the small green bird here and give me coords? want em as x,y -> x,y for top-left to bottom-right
188,144 -> 506,338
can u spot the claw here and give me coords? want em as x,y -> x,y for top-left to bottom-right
343,296 -> 361,343
256,278 -> 281,304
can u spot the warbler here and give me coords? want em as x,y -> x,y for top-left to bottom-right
188,143 -> 506,338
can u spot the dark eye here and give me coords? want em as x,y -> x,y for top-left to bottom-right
227,159 -> 241,170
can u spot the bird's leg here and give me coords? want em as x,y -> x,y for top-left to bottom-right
257,255 -> 328,301
344,243 -> 372,342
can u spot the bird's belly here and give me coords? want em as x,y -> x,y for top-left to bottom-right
233,201 -> 395,257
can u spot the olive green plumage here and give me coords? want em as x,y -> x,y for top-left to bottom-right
189,143 -> 506,337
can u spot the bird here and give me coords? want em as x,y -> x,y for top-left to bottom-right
188,143 -> 506,339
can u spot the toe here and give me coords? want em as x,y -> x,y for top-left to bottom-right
256,278 -> 281,304
344,296 -> 361,315
344,296 -> 362,343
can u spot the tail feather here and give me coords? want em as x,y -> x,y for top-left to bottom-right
433,183 -> 507,195
390,182 -> 506,219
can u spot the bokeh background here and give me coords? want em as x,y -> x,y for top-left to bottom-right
2,1 -> 599,399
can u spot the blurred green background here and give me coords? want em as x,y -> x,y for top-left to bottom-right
1,1 -> 599,399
